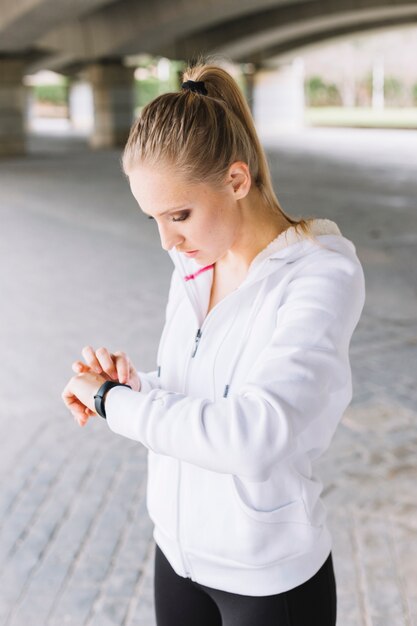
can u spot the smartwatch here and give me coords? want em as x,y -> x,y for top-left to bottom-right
94,380 -> 132,419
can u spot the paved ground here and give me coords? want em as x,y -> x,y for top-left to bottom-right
0,125 -> 416,626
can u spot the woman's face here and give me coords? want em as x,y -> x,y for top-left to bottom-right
128,163 -> 247,266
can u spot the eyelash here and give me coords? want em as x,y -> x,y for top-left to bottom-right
148,212 -> 190,222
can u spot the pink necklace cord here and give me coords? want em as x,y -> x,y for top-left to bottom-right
184,263 -> 215,281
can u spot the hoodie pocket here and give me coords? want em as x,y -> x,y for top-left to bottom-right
230,474 -> 311,525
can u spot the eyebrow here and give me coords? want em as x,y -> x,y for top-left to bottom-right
142,204 -> 189,217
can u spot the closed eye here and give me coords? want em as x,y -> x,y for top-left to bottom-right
148,211 -> 190,222
172,212 -> 190,222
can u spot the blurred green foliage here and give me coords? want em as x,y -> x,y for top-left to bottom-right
384,76 -> 405,105
304,76 -> 342,107
33,83 -> 68,105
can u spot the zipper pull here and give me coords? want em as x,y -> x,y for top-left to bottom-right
191,328 -> 202,357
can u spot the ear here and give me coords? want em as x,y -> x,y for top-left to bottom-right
226,161 -> 251,200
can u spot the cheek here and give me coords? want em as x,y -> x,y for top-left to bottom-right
203,210 -> 233,241
201,222 -> 229,252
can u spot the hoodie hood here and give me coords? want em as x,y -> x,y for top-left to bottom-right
167,218 -> 355,324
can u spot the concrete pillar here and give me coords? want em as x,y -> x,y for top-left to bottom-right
0,57 -> 26,157
372,57 -> 384,111
85,60 -> 135,149
253,59 -> 305,139
68,79 -> 94,135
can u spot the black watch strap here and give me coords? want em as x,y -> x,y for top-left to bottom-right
94,380 -> 132,419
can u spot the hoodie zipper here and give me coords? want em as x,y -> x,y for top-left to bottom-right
176,288 -> 239,576
175,259 -> 279,578
191,328 -> 202,357
190,258 -> 272,358
177,330 -> 199,579
189,276 -> 250,359
176,281 -> 261,578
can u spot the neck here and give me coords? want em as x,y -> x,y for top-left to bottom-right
217,186 -> 292,276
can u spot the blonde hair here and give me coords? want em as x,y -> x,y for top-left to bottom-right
121,54 -> 325,248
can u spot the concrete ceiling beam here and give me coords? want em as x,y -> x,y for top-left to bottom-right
243,15 -> 417,65
0,0 -> 116,52
24,0 -> 300,73
163,0 -> 417,63
5,0 -> 417,75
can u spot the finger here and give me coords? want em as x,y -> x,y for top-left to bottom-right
74,407 -> 92,426
81,345 -> 102,374
72,360 -> 90,373
70,398 -> 90,420
95,347 -> 118,380
75,412 -> 88,427
80,405 -> 97,424
74,405 -> 94,425
62,382 -> 90,420
113,351 -> 129,384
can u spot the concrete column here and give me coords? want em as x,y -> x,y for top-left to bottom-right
68,79 -> 94,135
0,57 -> 26,157
372,57 -> 384,111
253,59 -> 305,139
85,61 -> 135,149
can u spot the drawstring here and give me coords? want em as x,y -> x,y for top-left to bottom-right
184,264 -> 214,281
155,288 -> 179,378
222,278 -> 271,398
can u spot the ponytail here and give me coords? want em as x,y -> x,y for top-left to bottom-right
122,53 -> 321,246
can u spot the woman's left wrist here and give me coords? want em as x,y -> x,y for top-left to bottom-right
94,380 -> 132,419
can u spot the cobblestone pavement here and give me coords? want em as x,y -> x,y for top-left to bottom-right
0,126 -> 416,626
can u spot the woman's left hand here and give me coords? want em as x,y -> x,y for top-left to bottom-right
62,370 -> 107,427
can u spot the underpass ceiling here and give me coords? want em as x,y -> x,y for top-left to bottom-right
1,0 -> 416,75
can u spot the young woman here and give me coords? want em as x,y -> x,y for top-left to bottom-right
62,58 -> 366,626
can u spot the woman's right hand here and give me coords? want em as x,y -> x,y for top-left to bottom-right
72,346 -> 141,392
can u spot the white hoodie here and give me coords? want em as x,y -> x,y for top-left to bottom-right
104,218 -> 366,596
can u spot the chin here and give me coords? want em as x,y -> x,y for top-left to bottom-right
195,253 -> 214,265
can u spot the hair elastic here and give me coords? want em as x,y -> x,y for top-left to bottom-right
181,80 -> 208,95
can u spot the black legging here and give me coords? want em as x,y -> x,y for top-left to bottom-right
154,543 -> 337,626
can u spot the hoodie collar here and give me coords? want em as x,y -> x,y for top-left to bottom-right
167,218 -> 346,324
168,218 -> 343,278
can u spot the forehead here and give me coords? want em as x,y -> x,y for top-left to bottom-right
128,165 -> 214,212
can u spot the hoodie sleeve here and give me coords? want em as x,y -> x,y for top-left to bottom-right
105,253 -> 366,482
136,369 -> 161,394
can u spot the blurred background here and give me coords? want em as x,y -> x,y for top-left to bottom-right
1,2 -> 416,626
12,26 -> 417,145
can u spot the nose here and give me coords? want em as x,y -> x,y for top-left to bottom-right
157,222 -> 183,252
